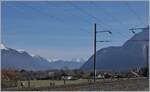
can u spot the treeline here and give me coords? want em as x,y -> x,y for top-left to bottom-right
2,67 -> 148,81
1,66 -> 148,88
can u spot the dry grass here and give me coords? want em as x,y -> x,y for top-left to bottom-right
2,77 -> 149,91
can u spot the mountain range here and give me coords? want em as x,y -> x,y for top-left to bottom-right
1,46 -> 84,70
81,27 -> 149,71
1,27 -> 148,71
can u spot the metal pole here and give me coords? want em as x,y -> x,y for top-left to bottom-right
94,23 -> 96,82
146,45 -> 149,77
28,79 -> 30,88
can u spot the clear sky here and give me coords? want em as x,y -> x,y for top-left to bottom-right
1,1 -> 149,61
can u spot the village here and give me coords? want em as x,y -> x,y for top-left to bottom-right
1,66 -> 148,90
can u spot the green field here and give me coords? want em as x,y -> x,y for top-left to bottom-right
3,77 -> 148,91
18,79 -> 89,88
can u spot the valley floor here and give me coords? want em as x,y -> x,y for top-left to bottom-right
2,77 -> 149,91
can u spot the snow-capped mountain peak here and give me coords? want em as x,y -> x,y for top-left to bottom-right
47,58 -> 54,62
71,58 -> 85,62
0,43 -> 8,50
17,49 -> 36,57
17,49 -> 26,53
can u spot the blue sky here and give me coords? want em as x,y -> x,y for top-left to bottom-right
1,1 -> 149,60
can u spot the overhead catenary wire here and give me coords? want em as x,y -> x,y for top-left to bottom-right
18,2 -> 132,39
43,2 -> 93,34
16,3 -> 92,35
68,2 -> 117,47
90,2 -> 126,27
125,2 -> 145,28
89,2 -> 131,40
68,1 -> 113,30
9,2 -> 147,44
43,2 -> 93,25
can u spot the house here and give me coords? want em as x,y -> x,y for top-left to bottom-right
97,74 -> 105,79
61,76 -> 73,80
48,72 -> 55,76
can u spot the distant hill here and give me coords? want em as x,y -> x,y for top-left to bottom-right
1,47 -> 52,70
1,46 -> 84,70
81,27 -> 149,71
